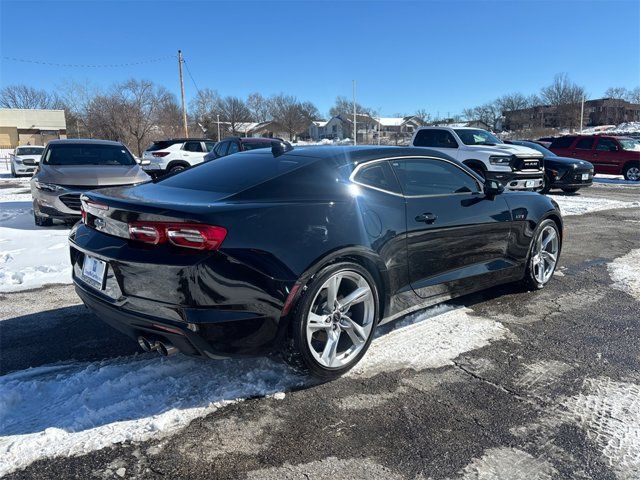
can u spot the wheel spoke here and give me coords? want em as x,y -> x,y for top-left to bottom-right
542,251 -> 556,264
342,317 -> 367,346
320,329 -> 340,366
326,274 -> 341,310
541,230 -> 556,249
308,312 -> 329,331
338,287 -> 370,312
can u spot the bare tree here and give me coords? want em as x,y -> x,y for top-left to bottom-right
540,74 -> 586,129
626,87 -> 640,104
604,87 -> 628,99
463,101 -> 502,129
497,93 -> 530,112
218,96 -> 251,135
247,92 -> 272,122
0,84 -> 62,109
414,109 -> 431,124
329,95 -> 371,118
189,88 -> 221,137
269,94 -> 318,141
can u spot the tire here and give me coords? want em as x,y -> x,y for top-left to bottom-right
521,219 -> 560,290
561,187 -> 580,193
623,163 -> 640,182
33,201 -> 53,227
168,164 -> 188,174
540,174 -> 551,194
283,262 -> 380,379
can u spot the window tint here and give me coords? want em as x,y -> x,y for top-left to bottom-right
227,142 -> 240,154
550,136 -> 576,149
413,129 -> 458,148
243,142 -> 272,151
575,137 -> 594,150
205,141 -> 215,152
45,144 -> 135,166
390,159 -> 480,196
183,141 -> 204,152
354,161 -> 400,193
214,142 -> 228,156
596,138 -> 619,151
146,140 -> 180,152
159,152 -> 311,194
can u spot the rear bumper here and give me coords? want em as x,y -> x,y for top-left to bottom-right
69,225 -> 293,358
485,171 -> 544,190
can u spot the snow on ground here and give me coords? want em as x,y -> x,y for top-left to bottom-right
607,249 -> 640,300
460,447 -> 557,480
593,174 -> 640,186
548,193 -> 640,217
0,305 -> 508,475
562,377 -> 640,479
0,176 -> 72,292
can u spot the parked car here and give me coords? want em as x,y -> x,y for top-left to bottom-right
536,137 -> 557,147
506,140 -> 594,193
203,137 -> 292,161
141,138 -> 216,176
31,139 -> 149,226
9,145 -> 45,177
71,146 -> 563,379
548,135 -> 640,181
411,127 -> 545,190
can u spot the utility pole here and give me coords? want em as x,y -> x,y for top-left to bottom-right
177,50 -> 188,138
353,80 -> 357,146
216,114 -> 221,141
579,95 -> 585,133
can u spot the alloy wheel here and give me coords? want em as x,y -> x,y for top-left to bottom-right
626,167 -> 640,181
305,271 -> 375,368
531,225 -> 559,285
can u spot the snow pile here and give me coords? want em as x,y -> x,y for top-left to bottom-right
562,377 -> 640,479
594,174 -> 640,186
350,307 -> 508,378
548,193 -> 640,216
579,121 -> 640,136
607,249 -> 640,300
0,355 -> 306,476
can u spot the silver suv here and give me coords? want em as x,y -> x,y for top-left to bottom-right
31,139 -> 149,226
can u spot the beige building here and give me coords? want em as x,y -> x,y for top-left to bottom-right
0,108 -> 67,148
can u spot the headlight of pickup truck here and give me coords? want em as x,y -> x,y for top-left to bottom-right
489,155 -> 512,165
34,181 -> 65,193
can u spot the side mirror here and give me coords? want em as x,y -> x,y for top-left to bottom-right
484,179 -> 504,196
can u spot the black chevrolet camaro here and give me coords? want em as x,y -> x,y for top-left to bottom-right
70,146 -> 563,378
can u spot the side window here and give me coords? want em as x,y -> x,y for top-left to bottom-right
550,136 -> 577,149
204,141 -> 215,152
227,142 -> 240,154
214,142 -> 228,157
183,141 -> 204,152
413,130 -> 458,148
596,138 -> 619,152
575,137 -> 594,150
353,161 -> 400,193
390,158 -> 480,196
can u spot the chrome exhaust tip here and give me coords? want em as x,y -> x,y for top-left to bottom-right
137,336 -> 156,352
155,341 -> 178,357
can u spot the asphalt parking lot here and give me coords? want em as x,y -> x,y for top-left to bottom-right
1,182 -> 639,479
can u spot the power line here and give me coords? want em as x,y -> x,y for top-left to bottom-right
1,55 -> 176,68
182,58 -> 202,96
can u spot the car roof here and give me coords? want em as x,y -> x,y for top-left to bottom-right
15,145 -> 45,148
46,138 -> 125,146
159,138 -> 212,142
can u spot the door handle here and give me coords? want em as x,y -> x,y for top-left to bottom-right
415,212 -> 437,224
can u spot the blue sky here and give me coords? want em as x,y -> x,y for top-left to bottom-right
1,0 -> 639,118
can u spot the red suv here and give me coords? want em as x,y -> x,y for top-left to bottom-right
549,135 -> 640,181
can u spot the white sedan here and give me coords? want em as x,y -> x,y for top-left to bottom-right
10,145 -> 45,177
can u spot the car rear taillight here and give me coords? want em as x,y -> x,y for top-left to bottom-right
152,152 -> 170,157
128,221 -> 227,250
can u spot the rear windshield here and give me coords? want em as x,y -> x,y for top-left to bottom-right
550,136 -> 576,149
159,151 -> 312,193
16,147 -> 44,155
44,144 -> 136,166
146,140 -> 179,152
243,142 -> 273,151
